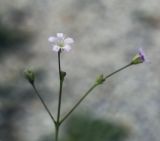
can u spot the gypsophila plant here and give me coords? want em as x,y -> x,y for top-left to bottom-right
24,33 -> 147,141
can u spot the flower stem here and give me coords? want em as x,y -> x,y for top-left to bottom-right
104,63 -> 132,80
60,63 -> 132,124
55,49 -> 64,141
31,83 -> 56,124
55,124 -> 59,141
57,50 -> 63,123
60,83 -> 98,124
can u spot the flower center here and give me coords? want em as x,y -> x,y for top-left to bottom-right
57,39 -> 64,47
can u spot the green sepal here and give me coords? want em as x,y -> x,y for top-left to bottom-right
24,69 -> 35,85
96,74 -> 105,85
60,71 -> 66,81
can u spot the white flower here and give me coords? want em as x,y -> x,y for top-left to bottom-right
48,33 -> 74,52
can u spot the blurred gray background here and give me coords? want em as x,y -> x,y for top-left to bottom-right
0,0 -> 159,141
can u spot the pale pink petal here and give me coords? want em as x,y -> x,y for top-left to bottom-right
48,36 -> 57,42
138,48 -> 149,62
63,45 -> 71,52
57,33 -> 64,38
52,45 -> 60,52
64,38 -> 74,44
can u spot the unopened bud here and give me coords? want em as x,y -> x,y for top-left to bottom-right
60,71 -> 66,81
24,69 -> 35,84
96,74 -> 105,85
131,48 -> 147,65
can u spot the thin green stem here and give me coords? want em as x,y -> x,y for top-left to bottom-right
60,63 -> 132,124
60,83 -> 98,124
55,124 -> 59,141
58,50 -> 62,81
57,50 -> 63,123
55,50 -> 64,141
57,81 -> 63,123
31,84 -> 56,124
104,63 -> 132,80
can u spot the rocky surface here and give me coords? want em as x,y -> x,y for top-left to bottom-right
0,0 -> 160,141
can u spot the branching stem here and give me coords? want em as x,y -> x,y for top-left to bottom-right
60,63 -> 132,124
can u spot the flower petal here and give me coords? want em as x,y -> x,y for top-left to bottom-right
63,44 -> 71,52
64,38 -> 74,44
52,45 -> 60,52
57,33 -> 64,38
138,48 -> 148,62
48,36 -> 57,42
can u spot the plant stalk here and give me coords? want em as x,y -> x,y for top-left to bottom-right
31,84 -> 56,124
55,49 -> 64,141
